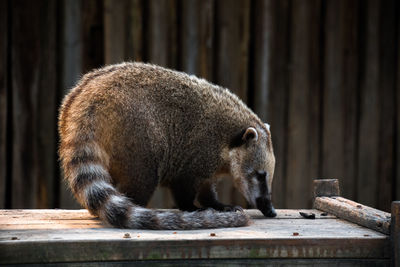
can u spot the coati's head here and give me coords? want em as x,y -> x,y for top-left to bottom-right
229,124 -> 277,217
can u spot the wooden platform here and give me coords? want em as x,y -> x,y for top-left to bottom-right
0,209 -> 390,266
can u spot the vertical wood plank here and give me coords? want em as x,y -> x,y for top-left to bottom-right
286,0 -> 321,208
252,0 -> 273,122
126,0 -> 144,61
267,0 -> 290,209
180,0 -> 200,75
391,201 -> 400,267
11,0 -> 58,208
0,0 -> 8,208
104,0 -> 128,64
377,0 -> 396,211
180,0 -> 214,79
11,0 -> 40,208
36,0 -> 58,208
215,0 -> 250,102
214,0 -> 250,206
146,0 -> 178,208
59,0 -> 82,209
81,0 -> 104,73
357,0 -> 380,207
145,0 -> 177,68
396,0 -> 400,203
322,0 -> 359,201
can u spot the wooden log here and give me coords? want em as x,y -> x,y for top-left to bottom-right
313,179 -> 340,198
392,201 -> 400,267
314,196 -> 391,235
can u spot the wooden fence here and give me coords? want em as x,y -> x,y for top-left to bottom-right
1,0 -> 399,211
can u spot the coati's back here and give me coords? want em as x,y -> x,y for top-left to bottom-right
59,62 -> 274,229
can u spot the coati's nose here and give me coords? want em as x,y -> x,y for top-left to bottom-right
256,197 -> 277,218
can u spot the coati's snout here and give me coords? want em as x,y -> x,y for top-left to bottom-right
229,125 -> 276,217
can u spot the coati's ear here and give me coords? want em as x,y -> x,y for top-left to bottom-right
265,123 -> 270,132
242,127 -> 258,142
229,127 -> 258,148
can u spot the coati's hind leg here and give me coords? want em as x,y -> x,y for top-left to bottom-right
170,179 -> 199,211
196,180 -> 243,212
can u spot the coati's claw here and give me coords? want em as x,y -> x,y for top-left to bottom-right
223,205 -> 244,212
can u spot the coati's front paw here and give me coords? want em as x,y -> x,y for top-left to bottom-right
222,205 -> 244,212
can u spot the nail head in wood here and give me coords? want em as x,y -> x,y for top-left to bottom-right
313,179 -> 340,198
391,201 -> 400,267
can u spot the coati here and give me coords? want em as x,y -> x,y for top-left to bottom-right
59,62 -> 276,230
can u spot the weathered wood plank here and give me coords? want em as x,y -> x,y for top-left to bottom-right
266,0 -> 290,209
59,0 -> 83,209
322,0 -> 359,200
104,0 -> 129,64
213,0 -> 251,207
377,0 -> 396,212
180,0 -> 214,79
10,0 -> 58,208
252,0 -> 272,122
145,0 -> 177,68
286,0 -> 322,209
313,179 -> 340,198
357,0 -> 380,208
215,0 -> 250,102
0,209 -> 389,264
4,259 -> 389,267
126,0 -> 144,61
81,0 -> 104,73
0,0 -> 8,208
397,0 -> 400,204
314,196 -> 391,234
36,0 -> 58,208
392,201 -> 400,267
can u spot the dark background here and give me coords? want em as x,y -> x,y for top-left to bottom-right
0,0 -> 399,211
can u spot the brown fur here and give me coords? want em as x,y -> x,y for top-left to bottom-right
59,62 -> 275,229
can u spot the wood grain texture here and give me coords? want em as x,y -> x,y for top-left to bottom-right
314,196 -> 391,234
313,179 -> 340,198
322,0 -> 359,200
286,0 -> 322,209
0,209 -> 389,264
81,0 -> 104,73
59,0 -> 83,209
10,0 -> 58,208
377,0 -> 396,212
215,0 -> 250,102
104,0 -> 129,64
357,0 -> 380,208
392,201 -> 400,267
126,0 -> 144,61
180,0 -> 214,79
266,0 -> 290,209
0,0 -> 8,208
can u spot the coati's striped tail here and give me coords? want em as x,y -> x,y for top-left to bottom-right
60,141 -> 249,229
